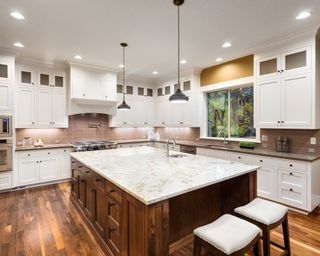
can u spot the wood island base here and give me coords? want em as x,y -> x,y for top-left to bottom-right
70,158 -> 257,256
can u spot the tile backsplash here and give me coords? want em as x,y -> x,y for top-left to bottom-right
15,114 -> 320,154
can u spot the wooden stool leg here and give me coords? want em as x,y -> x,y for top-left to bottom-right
253,237 -> 262,256
262,228 -> 270,256
282,214 -> 291,255
193,236 -> 202,256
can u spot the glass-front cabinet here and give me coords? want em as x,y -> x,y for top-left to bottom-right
38,72 -> 65,88
257,56 -> 280,79
17,67 -> 36,86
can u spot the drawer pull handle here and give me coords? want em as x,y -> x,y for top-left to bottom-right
85,171 -> 90,174
290,172 -> 293,176
109,202 -> 116,206
80,180 -> 85,183
95,179 -> 102,182
110,228 -> 117,232
289,188 -> 293,192
289,164 -> 293,167
72,161 -> 76,164
79,166 -> 83,168
110,189 -> 116,193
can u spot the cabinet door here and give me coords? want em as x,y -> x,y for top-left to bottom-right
16,87 -> 36,127
85,72 -> 103,100
37,88 -> 52,127
38,71 -> 51,87
85,184 -> 95,220
39,158 -> 59,182
52,91 -> 67,127
256,56 -> 280,80
257,167 -> 276,199
281,46 -> 311,76
71,69 -> 85,98
281,73 -> 312,127
52,73 -> 65,89
0,172 -> 12,190
71,169 -> 79,200
256,78 -> 281,127
60,149 -> 71,178
93,189 -> 107,236
18,159 -> 39,185
103,74 -> 117,101
0,84 -> 11,111
18,68 -> 36,86
0,59 -> 14,82
78,173 -> 86,208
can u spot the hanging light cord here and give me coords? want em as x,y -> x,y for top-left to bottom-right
177,4 -> 181,90
122,45 -> 126,101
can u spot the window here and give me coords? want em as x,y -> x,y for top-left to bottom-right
207,86 -> 255,139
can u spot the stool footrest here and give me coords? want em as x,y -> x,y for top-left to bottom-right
270,241 -> 285,250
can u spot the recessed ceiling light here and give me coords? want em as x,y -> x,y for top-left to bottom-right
296,11 -> 311,20
216,57 -> 223,62
74,55 -> 82,60
10,11 -> 25,20
13,42 -> 24,48
180,59 -> 187,64
152,71 -> 158,75
119,64 -> 125,68
222,42 -> 232,48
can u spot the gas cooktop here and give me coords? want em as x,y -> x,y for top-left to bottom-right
72,140 -> 117,152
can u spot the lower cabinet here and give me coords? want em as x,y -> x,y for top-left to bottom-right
16,148 -> 71,186
0,171 -> 12,190
71,159 -> 123,256
198,148 -> 319,213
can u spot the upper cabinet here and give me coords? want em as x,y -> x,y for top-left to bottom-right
69,64 -> 117,102
255,34 -> 319,129
0,55 -> 15,115
0,55 -> 15,83
15,64 -> 68,128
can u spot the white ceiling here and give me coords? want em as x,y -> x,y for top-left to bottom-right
0,0 -> 320,79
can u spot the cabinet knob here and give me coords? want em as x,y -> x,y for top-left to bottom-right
83,94 -> 85,96
28,154 -> 30,156
144,122 -> 148,124
289,188 -> 293,192
32,82 -> 34,85
53,122 -> 55,124
290,172 -> 293,175
32,122 -> 35,124
289,164 -> 293,167
281,121 -> 284,123
238,156 -> 241,159
260,160 -> 263,162
180,122 -> 183,124
281,69 -> 284,73
48,152 -> 50,155
277,121 -> 280,124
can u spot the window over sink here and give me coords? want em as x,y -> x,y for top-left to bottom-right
207,86 -> 255,139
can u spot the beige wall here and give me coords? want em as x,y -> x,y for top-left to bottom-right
200,55 -> 254,86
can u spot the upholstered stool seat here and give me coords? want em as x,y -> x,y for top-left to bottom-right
193,214 -> 261,256
235,198 -> 291,256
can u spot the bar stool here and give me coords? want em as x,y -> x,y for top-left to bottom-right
193,214 -> 262,256
235,198 -> 291,256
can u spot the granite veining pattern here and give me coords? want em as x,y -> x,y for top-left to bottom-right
70,147 -> 258,205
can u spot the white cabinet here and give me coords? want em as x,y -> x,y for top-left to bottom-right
37,88 -> 67,128
0,56 -> 15,83
0,84 -> 12,112
16,65 -> 68,128
60,148 -> 71,178
0,172 -> 12,190
16,87 -> 36,127
255,43 -> 317,129
70,64 -> 117,102
17,148 -> 71,186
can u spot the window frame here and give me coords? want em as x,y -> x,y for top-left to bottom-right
200,79 -> 260,142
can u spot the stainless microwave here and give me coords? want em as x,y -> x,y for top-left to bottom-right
0,116 -> 12,137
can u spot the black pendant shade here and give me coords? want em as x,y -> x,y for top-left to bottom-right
169,0 -> 189,103
118,42 -> 131,111
169,88 -> 189,103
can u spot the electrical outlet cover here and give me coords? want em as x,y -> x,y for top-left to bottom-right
310,137 -> 316,145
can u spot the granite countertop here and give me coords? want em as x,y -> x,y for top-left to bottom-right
70,147 -> 258,205
115,139 -> 320,162
15,144 -> 73,151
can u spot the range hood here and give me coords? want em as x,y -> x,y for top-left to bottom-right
68,62 -> 119,115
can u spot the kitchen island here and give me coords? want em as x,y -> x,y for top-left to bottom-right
70,146 -> 258,256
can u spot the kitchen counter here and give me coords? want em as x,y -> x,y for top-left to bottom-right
15,143 -> 73,151
115,139 -> 320,162
70,146 -> 258,205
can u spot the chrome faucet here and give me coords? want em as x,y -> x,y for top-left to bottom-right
166,138 -> 176,157
217,130 -> 229,147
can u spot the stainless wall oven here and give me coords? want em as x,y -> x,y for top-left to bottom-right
0,116 -> 12,137
0,140 -> 13,172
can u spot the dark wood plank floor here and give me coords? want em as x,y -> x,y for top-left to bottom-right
0,182 -> 319,256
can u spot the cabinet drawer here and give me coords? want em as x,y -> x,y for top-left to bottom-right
0,172 -> 12,190
106,182 -> 122,203
106,221 -> 120,255
79,166 -> 94,184
278,159 -> 307,172
93,174 -> 106,192
108,198 -> 120,225
250,155 -> 276,169
18,149 -> 58,159
278,170 -> 306,187
230,153 -> 255,164
278,183 -> 306,209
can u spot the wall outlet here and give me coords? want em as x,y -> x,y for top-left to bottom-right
310,137 -> 317,145
308,148 -> 316,153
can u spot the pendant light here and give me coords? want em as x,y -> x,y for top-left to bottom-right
169,0 -> 189,103
118,42 -> 131,111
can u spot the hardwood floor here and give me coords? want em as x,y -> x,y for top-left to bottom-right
0,182 -> 319,256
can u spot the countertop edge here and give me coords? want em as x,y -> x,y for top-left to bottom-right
15,144 -> 73,151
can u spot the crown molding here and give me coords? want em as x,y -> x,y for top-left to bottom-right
155,67 -> 202,84
66,60 -> 119,73
15,55 -> 66,69
0,47 -> 17,56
